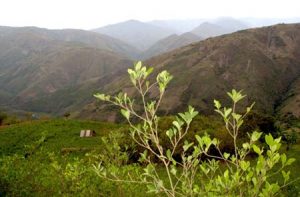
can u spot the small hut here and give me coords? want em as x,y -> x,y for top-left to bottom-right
80,130 -> 96,137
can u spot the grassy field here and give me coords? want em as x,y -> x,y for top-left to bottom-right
0,119 -> 154,197
0,118 -> 300,196
0,119 -> 123,155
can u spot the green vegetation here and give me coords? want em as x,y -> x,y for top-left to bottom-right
0,111 -> 19,126
0,118 -> 299,196
0,119 -> 123,155
94,62 -> 298,196
1,60 -> 300,196
0,119 -> 148,196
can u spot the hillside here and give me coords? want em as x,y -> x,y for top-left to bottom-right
191,22 -> 232,38
191,18 -> 248,39
92,20 -> 175,51
0,26 -> 133,114
0,119 -> 123,155
277,77 -> 300,118
141,32 -> 202,59
213,17 -> 249,32
78,23 -> 300,121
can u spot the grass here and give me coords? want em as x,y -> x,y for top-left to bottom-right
0,119 -> 125,156
0,119 -> 149,197
0,118 -> 300,196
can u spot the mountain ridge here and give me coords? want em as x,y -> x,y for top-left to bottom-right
141,32 -> 202,59
92,20 -> 177,51
77,23 -> 300,121
0,26 -> 133,113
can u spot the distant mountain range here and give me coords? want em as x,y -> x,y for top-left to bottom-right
141,32 -> 202,59
92,17 -> 250,59
191,22 -> 230,38
190,18 -> 248,39
1,21 -> 300,121
148,17 -> 300,32
92,20 -> 175,51
91,17 -> 300,56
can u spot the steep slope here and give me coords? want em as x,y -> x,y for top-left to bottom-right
141,32 -> 202,59
93,20 -> 175,51
0,26 -> 132,113
78,24 -> 300,121
0,26 -> 139,59
277,77 -> 300,118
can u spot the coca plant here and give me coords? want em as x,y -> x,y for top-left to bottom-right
94,61 -> 296,197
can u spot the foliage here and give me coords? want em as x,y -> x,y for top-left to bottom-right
96,130 -> 136,166
0,132 -> 146,197
0,119 -> 121,156
94,61 -> 297,197
282,129 -> 298,151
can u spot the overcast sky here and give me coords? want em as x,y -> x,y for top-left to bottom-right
0,0 -> 299,29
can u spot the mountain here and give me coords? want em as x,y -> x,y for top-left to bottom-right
213,17 -> 248,32
0,26 -> 139,59
191,22 -> 231,38
77,23 -> 300,121
148,19 -> 207,34
92,20 -> 176,51
241,17 -> 300,28
277,77 -> 300,118
148,18 -> 248,34
191,18 -> 248,39
141,32 -> 202,59
0,26 -> 132,114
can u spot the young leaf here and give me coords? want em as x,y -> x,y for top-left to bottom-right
252,144 -> 262,155
170,166 -> 177,175
166,129 -> 174,139
281,154 -> 287,166
251,131 -> 262,142
94,93 -> 107,101
241,160 -> 250,171
120,109 -> 130,120
166,149 -> 172,160
135,61 -> 142,70
223,152 -> 230,159
214,99 -> 221,109
286,158 -> 296,166
265,134 -> 274,147
183,141 -> 194,152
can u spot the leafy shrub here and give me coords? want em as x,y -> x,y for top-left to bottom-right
94,61 -> 296,197
0,131 -> 144,196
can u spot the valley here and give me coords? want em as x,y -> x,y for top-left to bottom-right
2,22 -> 300,120
0,15 -> 300,196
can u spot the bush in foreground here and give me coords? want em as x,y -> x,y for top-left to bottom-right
94,61 -> 296,197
